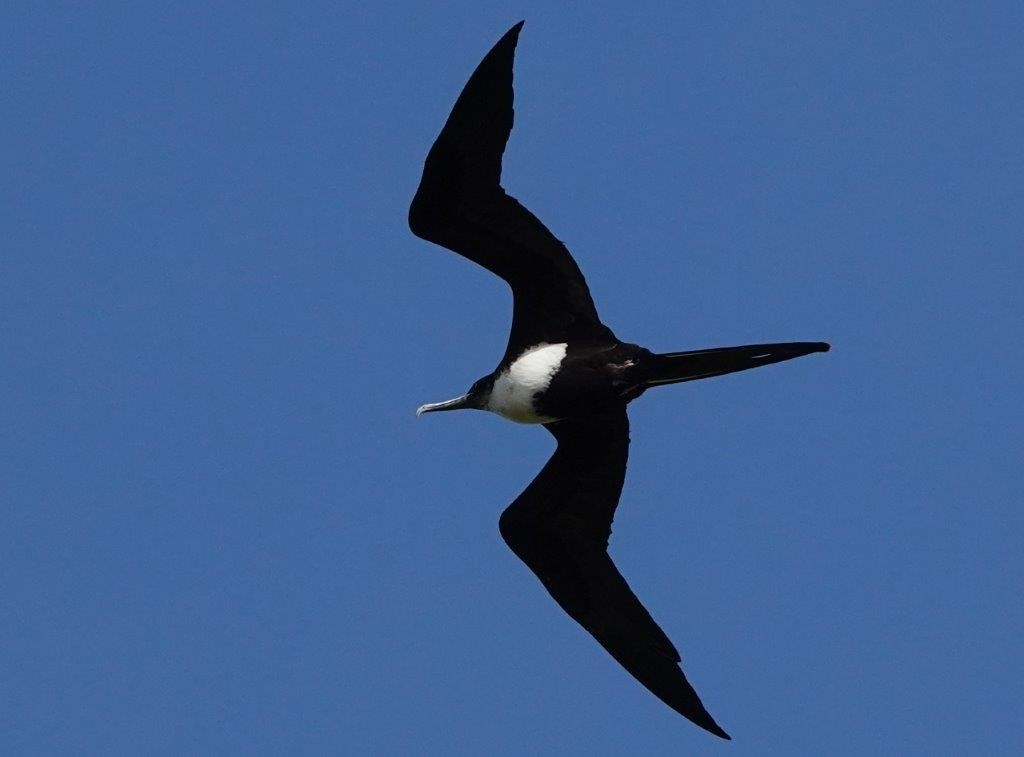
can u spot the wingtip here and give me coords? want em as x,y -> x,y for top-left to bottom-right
684,705 -> 731,740
502,20 -> 525,46
669,699 -> 731,740
707,722 -> 732,741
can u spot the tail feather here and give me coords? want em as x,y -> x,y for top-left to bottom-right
645,341 -> 829,388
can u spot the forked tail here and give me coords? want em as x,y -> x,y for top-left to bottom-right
645,341 -> 830,388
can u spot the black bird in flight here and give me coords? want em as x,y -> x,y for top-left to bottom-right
409,22 -> 828,740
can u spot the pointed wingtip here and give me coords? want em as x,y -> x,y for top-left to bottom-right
500,20 -> 525,48
681,702 -> 730,740
677,698 -> 732,740
665,693 -> 731,740
707,722 -> 732,740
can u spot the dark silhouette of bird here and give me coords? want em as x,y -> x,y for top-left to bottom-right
409,21 -> 828,740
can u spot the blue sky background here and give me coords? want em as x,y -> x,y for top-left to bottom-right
3,2 -> 1022,754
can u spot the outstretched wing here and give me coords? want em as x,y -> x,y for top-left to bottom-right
498,409 -> 731,740
408,22 -> 615,362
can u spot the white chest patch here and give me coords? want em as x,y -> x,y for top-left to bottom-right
487,342 -> 568,424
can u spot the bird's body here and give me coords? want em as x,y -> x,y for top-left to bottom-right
410,21 -> 828,740
471,340 -> 650,423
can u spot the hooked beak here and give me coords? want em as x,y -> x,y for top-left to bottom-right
416,393 -> 476,416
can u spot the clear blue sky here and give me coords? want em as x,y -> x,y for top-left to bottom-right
3,2 -> 1021,754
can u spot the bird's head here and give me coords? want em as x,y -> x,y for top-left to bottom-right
416,373 -> 495,417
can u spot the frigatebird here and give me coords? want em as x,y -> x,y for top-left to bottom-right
409,22 -> 828,740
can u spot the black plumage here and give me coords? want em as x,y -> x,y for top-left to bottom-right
410,21 -> 828,740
